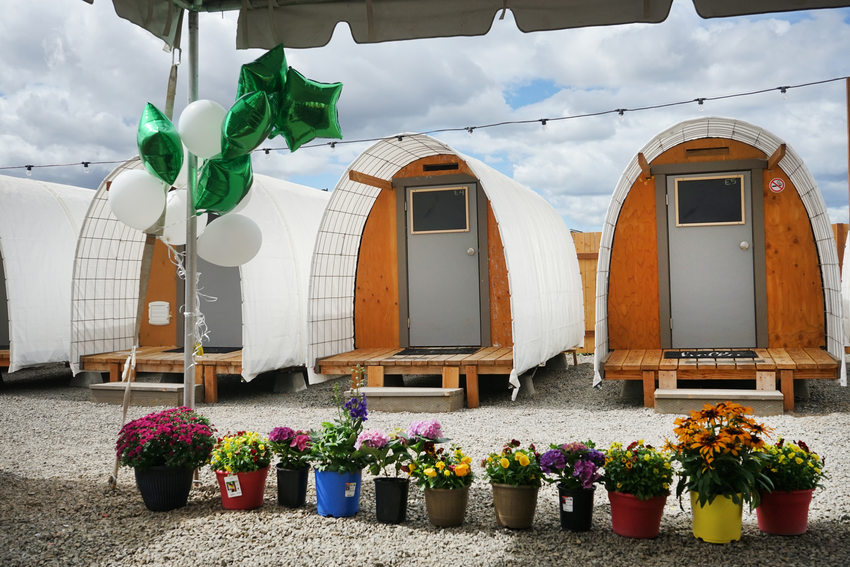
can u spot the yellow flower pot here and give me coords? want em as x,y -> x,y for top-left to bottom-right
690,492 -> 743,543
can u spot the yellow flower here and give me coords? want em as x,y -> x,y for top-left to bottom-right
455,463 -> 470,477
425,468 -> 437,478
517,453 -> 530,467
662,482 -> 669,490
435,461 -> 446,471
462,456 -> 472,465
664,462 -> 671,469
500,457 -> 510,469
408,463 -> 416,473
224,465 -> 232,472
795,457 -> 804,465
259,444 -> 265,451
643,454 -> 651,461
444,470 -> 451,477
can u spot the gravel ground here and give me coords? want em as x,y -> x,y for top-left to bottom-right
1,357 -> 849,567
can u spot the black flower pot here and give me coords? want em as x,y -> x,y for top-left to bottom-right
557,484 -> 595,531
374,477 -> 409,524
276,464 -> 309,508
134,466 -> 194,512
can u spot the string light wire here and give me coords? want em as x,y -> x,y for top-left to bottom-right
1,76 -> 846,174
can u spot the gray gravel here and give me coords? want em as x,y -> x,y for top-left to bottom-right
1,356 -> 849,567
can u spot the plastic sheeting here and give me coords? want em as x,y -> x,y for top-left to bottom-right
239,175 -> 330,380
69,159 -> 329,381
0,175 -> 93,372
594,117 -> 846,387
306,134 -> 584,392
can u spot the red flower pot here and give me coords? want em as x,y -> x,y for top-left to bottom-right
608,491 -> 667,539
756,489 -> 814,535
215,467 -> 269,510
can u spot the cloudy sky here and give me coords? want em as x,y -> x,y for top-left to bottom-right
1,1 -> 849,231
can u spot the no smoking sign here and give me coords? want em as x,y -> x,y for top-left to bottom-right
769,178 -> 785,193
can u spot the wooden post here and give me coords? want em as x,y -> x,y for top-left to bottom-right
642,370 -> 656,408
463,365 -> 479,409
780,369 -> 795,412
366,365 -> 385,387
442,366 -> 460,388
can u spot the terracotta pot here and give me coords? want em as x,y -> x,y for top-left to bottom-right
756,489 -> 814,535
491,483 -> 539,529
215,467 -> 269,510
607,491 -> 667,538
424,486 -> 469,527
690,492 -> 742,543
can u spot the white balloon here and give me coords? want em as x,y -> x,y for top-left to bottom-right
160,189 -> 207,245
108,169 -> 167,231
197,213 -> 262,267
177,99 -> 226,159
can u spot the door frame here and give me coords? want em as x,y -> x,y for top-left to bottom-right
393,174 -> 490,348
652,159 -> 768,349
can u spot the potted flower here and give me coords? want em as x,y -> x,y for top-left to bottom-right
481,439 -> 543,529
409,440 -> 474,528
756,438 -> 827,535
268,426 -> 312,508
603,440 -> 674,538
310,383 -> 370,517
357,428 -> 413,524
540,440 -> 605,531
668,401 -> 773,543
115,406 -> 216,512
209,430 -> 273,510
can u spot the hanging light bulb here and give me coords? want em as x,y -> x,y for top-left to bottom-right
263,148 -> 271,160
82,161 -> 90,174
25,165 -> 33,177
466,126 -> 475,135
540,119 -> 548,130
779,86 -> 789,101
696,98 -> 705,112
617,109 -> 625,121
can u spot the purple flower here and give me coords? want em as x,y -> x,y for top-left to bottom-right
408,419 -> 443,440
540,449 -> 566,473
344,395 -> 368,421
355,429 -> 390,450
269,426 -> 296,443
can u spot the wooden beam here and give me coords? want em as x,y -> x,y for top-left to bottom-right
767,143 -> 786,170
637,152 -> 651,179
349,170 -> 392,192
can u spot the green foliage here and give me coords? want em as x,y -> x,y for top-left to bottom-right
410,444 -> 474,490
603,441 -> 674,500
481,440 -> 543,487
761,438 -> 827,492
310,383 -> 369,473
209,431 -> 273,473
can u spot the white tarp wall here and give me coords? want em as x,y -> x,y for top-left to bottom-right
0,175 -> 93,372
306,133 -> 584,390
69,159 -> 329,380
594,116 -> 846,386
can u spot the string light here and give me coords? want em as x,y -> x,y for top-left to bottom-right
263,148 -> 271,159
1,75 -> 846,174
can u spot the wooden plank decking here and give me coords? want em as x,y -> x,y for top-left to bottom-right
602,347 -> 839,411
316,347 -> 514,409
80,346 -> 242,404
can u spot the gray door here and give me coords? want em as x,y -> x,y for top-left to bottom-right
406,184 -> 481,346
667,172 -> 756,347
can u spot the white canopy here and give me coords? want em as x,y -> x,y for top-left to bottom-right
306,133 -> 584,391
594,116 -> 846,386
69,160 -> 329,380
0,175 -> 93,372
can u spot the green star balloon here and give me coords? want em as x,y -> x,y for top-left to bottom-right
194,154 -> 253,214
275,67 -> 343,152
221,91 -> 273,161
236,44 -> 287,100
137,102 -> 183,185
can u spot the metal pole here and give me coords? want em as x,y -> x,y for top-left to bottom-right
183,8 -> 199,409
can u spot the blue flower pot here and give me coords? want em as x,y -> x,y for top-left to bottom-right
315,470 -> 362,517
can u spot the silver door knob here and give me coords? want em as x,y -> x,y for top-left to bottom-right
739,241 -> 750,250
466,247 -> 476,256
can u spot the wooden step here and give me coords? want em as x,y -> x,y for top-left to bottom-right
347,387 -> 464,413
90,382 -> 204,406
654,388 -> 784,416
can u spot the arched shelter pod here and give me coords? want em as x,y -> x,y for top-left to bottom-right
69,159 -> 329,398
0,175 -> 93,373
307,133 -> 584,398
594,117 -> 845,404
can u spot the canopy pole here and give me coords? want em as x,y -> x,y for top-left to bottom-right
183,8 -> 199,409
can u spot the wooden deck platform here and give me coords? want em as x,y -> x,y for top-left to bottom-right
316,346 -> 514,409
602,347 -> 840,411
80,346 -> 242,403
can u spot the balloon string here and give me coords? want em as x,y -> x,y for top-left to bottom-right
164,241 -> 216,352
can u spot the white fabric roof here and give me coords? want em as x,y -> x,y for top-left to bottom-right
594,117 -> 846,386
69,159 -> 329,380
87,1 -> 850,49
0,175 -> 94,372
306,133 -> 584,391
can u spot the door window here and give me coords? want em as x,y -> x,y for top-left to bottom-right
409,186 -> 469,233
675,174 -> 745,226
